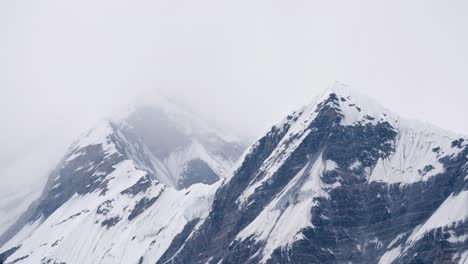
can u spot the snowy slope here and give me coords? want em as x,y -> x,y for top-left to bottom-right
240,83 -> 464,200
0,100 -> 245,264
236,84 -> 467,263
369,118 -> 466,184
1,85 -> 466,264
1,159 -> 217,264
162,83 -> 468,264
116,103 -> 245,189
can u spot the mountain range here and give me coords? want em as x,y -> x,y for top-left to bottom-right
0,85 -> 466,264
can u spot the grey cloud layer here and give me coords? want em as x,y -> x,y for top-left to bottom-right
1,0 -> 467,189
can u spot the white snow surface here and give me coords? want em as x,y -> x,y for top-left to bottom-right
236,152 -> 340,263
1,160 -> 217,264
231,83 -> 467,262
407,190 -> 468,244
71,121 -> 118,158
0,103 -> 235,263
2,85 -> 466,263
447,232 -> 468,244
369,118 -> 466,184
329,83 -> 466,185
69,111 -> 236,190
116,102 -> 244,188
238,129 -> 312,204
378,246 -> 402,264
457,250 -> 468,264
162,140 -> 234,187
238,82 -> 466,205
326,83 -> 466,185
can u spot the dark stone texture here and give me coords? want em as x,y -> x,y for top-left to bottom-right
121,175 -> 153,197
128,194 -> 162,221
177,159 -> 220,189
0,246 -> 20,264
10,254 -> 29,263
157,218 -> 201,264
451,138 -> 465,148
101,217 -> 122,228
161,94 -> 467,264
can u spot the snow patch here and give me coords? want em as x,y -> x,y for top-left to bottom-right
349,160 -> 361,170
387,233 -> 405,249
73,121 -> 118,158
448,232 -> 468,244
369,119 -> 465,184
0,159 -> 218,264
324,160 -> 338,171
378,246 -> 401,264
163,140 -> 233,186
236,153 -> 334,263
408,190 -> 468,244
456,250 -> 468,264
238,129 -> 312,204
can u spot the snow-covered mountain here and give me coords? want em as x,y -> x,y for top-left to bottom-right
116,104 -> 245,189
0,101 -> 246,264
1,85 -> 467,264
158,85 -> 468,264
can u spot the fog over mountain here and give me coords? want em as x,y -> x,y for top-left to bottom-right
0,1 -> 468,263
2,0 -> 468,193
0,84 -> 466,264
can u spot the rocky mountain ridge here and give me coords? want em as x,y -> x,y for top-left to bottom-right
1,86 -> 466,264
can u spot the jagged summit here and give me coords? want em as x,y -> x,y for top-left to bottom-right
0,98 -> 247,262
302,82 -> 397,126
312,83 -> 465,138
0,87 -> 466,264
162,86 -> 467,264
66,99 -> 247,190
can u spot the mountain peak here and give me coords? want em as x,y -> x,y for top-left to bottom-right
313,82 -> 397,127
270,84 -> 398,156
1,86 -> 467,264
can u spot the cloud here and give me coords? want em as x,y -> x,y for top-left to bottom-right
0,0 -> 467,189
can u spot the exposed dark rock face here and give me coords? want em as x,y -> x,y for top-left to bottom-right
1,90 -> 466,264
178,159 -> 220,189
121,175 -> 154,197
124,105 -> 245,164
0,101 -> 247,263
268,146 -> 467,264
128,194 -> 161,221
41,258 -> 66,264
9,254 -> 29,263
34,143 -> 122,221
96,200 -> 113,216
161,93 -> 468,264
101,217 -> 122,228
123,106 -> 246,189
0,246 -> 20,264
0,126 -> 124,247
157,218 -> 201,264
0,121 -> 162,247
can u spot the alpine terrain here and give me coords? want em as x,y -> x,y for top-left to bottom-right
0,99 -> 246,264
1,85 -> 467,264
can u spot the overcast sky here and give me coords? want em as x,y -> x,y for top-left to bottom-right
1,0 -> 467,189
